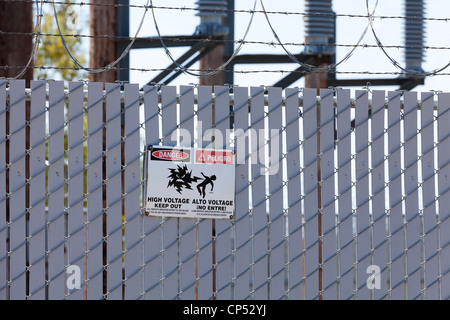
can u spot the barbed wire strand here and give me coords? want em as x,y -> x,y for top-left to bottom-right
148,0 -> 257,78
5,64 -> 450,77
2,0 -> 450,79
4,29 -> 450,52
259,0 -> 379,72
365,0 -> 450,77
52,0 -> 150,74
8,0 -> 450,23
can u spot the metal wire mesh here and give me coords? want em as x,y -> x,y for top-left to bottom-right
0,80 -> 448,300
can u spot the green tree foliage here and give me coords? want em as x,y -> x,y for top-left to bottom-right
35,2 -> 88,81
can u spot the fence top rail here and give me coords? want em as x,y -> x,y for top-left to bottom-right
3,85 -> 442,110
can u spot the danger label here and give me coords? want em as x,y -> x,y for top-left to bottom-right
151,148 -> 190,162
195,149 -> 234,165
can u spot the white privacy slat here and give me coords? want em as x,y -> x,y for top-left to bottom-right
267,87 -> 285,299
0,80 -> 7,300
213,86 -> 233,300
370,90 -> 386,299
67,81 -> 86,299
354,90 -> 370,300
437,93 -> 450,300
284,88 -> 303,300
231,87 -> 250,300
8,80 -> 27,299
142,85 -> 160,300
28,81 -> 46,299
47,81 -> 66,299
250,87 -> 268,299
387,91 -> 403,299
160,86 -> 180,299
196,86 -> 214,299
403,91 -> 421,299
104,83 -> 123,300
319,89 -> 336,300
302,88 -> 318,299
123,84 -> 142,300
178,85 -> 196,299
420,92 -> 439,300
336,89 -> 353,299
86,82 -> 104,299
213,85 -> 231,150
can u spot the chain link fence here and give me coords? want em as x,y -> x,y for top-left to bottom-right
0,80 -> 449,299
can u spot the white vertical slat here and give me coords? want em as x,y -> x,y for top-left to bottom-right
213,85 -> 233,300
28,80 -> 47,299
371,90 -> 387,299
86,82 -> 104,299
231,87 -> 251,300
123,84 -> 142,300
387,91 -> 403,299
178,85 -> 196,299
160,85 -> 180,299
267,87 -> 285,299
302,88 -> 319,300
47,81 -> 66,299
354,90 -> 370,299
196,86 -> 214,299
420,92 -> 439,300
336,89 -> 353,299
8,80 -> 27,299
105,83 -> 123,300
320,89 -> 336,300
284,88 -> 303,299
403,91 -> 420,299
437,93 -> 450,300
67,81 -> 86,299
0,80 -> 7,299
249,87 -> 268,299
142,85 -> 161,300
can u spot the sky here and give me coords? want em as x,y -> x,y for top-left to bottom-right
74,0 -> 450,93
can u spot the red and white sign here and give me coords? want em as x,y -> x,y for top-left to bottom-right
152,149 -> 190,161
146,146 -> 235,220
195,149 -> 234,165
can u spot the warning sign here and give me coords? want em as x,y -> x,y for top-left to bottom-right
145,146 -> 236,220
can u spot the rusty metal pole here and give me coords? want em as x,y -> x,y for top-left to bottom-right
195,0 -> 230,299
304,0 -> 335,300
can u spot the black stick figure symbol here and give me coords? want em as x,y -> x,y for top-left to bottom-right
197,172 -> 216,198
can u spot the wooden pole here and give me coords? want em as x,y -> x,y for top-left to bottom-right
89,0 -> 118,83
0,0 -> 34,85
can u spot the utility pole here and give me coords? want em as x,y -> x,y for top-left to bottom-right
89,0 -> 118,83
0,0 -> 33,85
304,0 -> 335,93
196,0 -> 229,86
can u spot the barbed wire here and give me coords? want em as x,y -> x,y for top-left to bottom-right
51,0 -> 151,73
1,0 -> 450,80
3,64 -> 448,77
364,0 -> 450,77
148,0 -> 257,78
3,30 -> 450,52
5,0 -> 450,22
